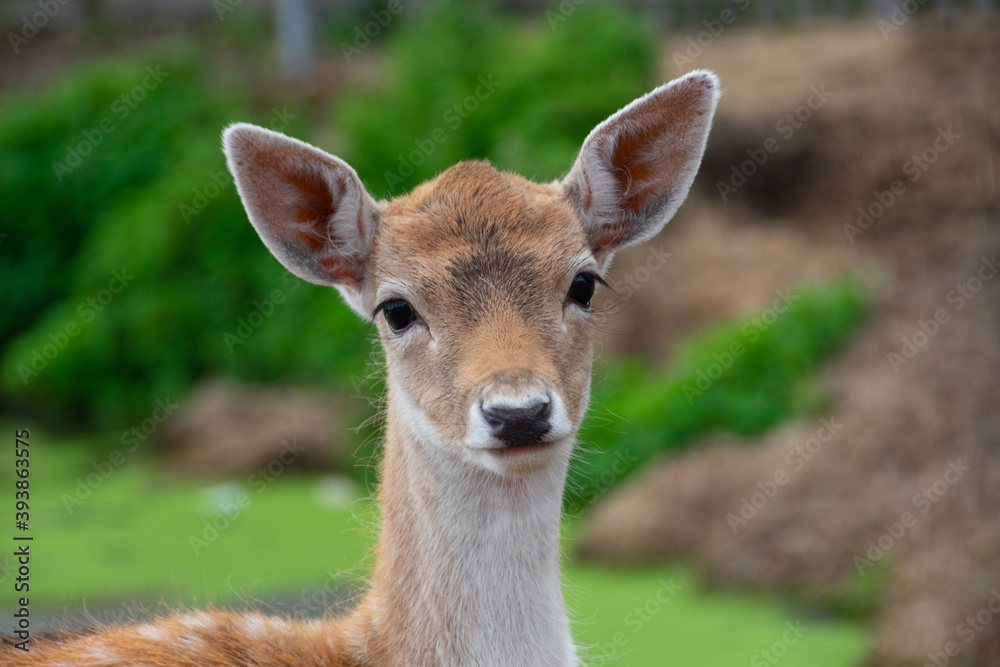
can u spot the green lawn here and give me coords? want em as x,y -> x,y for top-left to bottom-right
4,426 -> 868,666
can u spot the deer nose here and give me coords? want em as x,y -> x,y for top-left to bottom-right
481,395 -> 552,447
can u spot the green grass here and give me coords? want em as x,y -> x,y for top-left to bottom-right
2,427 -> 868,665
568,566 -> 868,666
17,431 -> 373,607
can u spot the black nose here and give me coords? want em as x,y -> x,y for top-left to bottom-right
481,397 -> 552,447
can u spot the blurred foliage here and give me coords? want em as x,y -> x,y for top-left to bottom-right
0,0 -> 656,432
0,56 -> 369,427
825,558 -> 891,620
566,279 -> 868,512
0,0 -> 867,519
335,0 -> 657,198
0,57 -> 202,352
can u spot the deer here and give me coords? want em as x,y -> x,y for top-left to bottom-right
3,70 -> 718,667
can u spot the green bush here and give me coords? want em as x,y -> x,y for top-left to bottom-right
2,1 -> 657,430
335,0 -> 656,198
488,3 -> 659,180
1,57 -> 370,427
0,56 -> 206,351
566,279 -> 868,512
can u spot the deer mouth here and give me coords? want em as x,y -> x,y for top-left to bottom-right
484,440 -> 555,455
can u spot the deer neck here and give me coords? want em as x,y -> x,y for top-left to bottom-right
364,396 -> 576,667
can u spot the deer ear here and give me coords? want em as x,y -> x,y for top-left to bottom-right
223,123 -> 380,316
561,70 -> 719,266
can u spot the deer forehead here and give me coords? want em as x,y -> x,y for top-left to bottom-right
372,161 -> 590,309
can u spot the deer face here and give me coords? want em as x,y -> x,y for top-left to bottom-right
223,70 -> 718,478
366,163 -> 597,475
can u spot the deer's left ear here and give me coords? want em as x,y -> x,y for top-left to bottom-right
561,70 -> 719,266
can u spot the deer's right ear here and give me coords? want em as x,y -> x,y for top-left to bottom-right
223,123 -> 380,317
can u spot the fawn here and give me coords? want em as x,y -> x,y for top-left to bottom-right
4,70 -> 718,666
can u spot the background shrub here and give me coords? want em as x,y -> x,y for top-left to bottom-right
0,57 -> 370,427
1,0 -> 658,435
565,279 -> 868,511
335,0 -> 656,197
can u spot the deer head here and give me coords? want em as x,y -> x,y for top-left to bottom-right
223,71 -> 718,480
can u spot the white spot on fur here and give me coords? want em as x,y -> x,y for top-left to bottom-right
178,634 -> 206,652
180,611 -> 214,632
394,381 -> 445,446
269,617 -> 291,634
243,614 -> 268,638
86,645 -> 118,663
136,624 -> 167,641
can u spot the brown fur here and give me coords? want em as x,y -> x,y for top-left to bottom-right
370,162 -> 594,446
7,610 -> 378,666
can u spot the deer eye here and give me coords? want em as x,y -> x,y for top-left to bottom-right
568,272 -> 597,308
380,299 -> 418,332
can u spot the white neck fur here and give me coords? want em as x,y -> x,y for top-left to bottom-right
368,403 -> 576,667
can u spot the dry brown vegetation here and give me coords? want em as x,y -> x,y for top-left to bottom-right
162,379 -> 351,475
581,16 -> 1000,667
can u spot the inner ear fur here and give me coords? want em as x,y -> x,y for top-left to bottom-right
223,123 -> 381,315
562,70 -> 719,263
